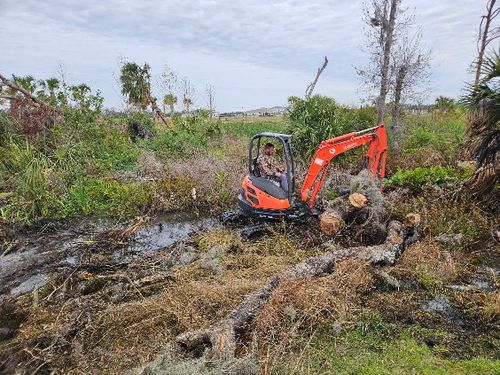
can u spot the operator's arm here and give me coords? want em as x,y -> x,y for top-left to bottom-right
258,155 -> 282,177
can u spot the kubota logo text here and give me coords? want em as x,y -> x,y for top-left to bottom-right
343,142 -> 358,150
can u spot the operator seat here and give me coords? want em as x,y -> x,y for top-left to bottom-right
249,176 -> 287,199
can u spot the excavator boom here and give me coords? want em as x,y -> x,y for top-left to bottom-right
300,124 -> 387,207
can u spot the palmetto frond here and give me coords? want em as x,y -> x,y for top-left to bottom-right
463,49 -> 500,136
463,50 -> 500,201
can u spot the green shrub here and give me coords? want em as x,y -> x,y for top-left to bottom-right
286,96 -> 376,160
385,166 -> 460,189
144,112 -> 225,159
174,110 -> 221,137
144,130 -> 203,159
128,111 -> 157,135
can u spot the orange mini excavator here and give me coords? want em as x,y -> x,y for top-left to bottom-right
222,124 -> 387,227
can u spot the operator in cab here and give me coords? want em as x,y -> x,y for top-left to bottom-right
257,142 -> 288,193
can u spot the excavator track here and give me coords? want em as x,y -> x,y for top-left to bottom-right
219,210 -> 248,226
220,210 -> 274,239
241,222 -> 271,239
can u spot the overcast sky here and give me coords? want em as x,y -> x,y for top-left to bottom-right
1,0 -> 492,111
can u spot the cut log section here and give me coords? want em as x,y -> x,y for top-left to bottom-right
320,193 -> 367,236
175,216 -> 420,360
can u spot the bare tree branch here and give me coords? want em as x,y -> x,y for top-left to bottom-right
474,0 -> 499,85
357,0 -> 403,123
305,56 -> 329,99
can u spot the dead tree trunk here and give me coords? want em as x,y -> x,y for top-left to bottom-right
148,95 -> 171,128
305,56 -> 329,99
390,64 -> 406,148
474,0 -> 499,86
377,0 -> 399,124
175,216 -> 419,359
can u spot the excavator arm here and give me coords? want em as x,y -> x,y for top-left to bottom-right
300,124 -> 387,208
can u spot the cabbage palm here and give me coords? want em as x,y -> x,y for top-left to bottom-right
463,50 -> 499,200
163,93 -> 177,116
119,63 -> 151,111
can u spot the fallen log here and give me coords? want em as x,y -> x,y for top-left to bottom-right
320,192 -> 367,236
175,215 -> 420,359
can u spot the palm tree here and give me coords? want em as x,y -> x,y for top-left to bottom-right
46,78 -> 60,103
119,62 -> 151,111
462,50 -> 500,201
163,93 -> 177,116
183,96 -> 193,114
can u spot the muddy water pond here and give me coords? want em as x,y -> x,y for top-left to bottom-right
0,213 -> 218,302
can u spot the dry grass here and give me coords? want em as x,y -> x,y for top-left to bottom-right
196,228 -> 238,252
387,147 -> 448,173
452,291 -> 500,325
389,192 -> 493,246
253,259 -> 373,370
161,140 -> 247,210
192,227 -> 322,280
2,268 -> 264,374
362,291 -> 423,325
393,238 -> 462,289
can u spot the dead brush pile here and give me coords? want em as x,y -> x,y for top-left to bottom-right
0,258 -> 263,374
135,150 -> 165,179
253,259 -> 373,367
163,153 -> 244,201
392,238 -> 462,288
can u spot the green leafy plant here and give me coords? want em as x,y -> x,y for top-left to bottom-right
385,166 -> 460,189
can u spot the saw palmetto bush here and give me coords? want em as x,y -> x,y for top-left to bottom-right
462,50 -> 500,201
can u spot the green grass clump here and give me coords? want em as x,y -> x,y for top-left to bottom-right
276,313 -> 500,374
401,112 -> 466,160
385,166 -> 461,189
56,177 -> 152,217
219,118 -> 285,138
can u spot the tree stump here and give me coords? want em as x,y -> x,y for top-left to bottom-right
320,193 -> 367,236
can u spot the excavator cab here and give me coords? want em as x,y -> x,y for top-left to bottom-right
238,132 -> 312,220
